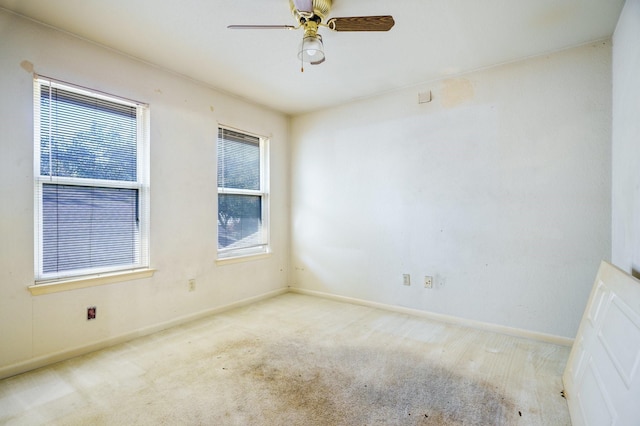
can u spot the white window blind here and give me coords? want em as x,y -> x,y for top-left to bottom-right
217,127 -> 269,257
34,77 -> 150,282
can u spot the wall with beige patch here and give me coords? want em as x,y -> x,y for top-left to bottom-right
0,10 -> 290,378
290,41 -> 611,339
612,0 -> 640,278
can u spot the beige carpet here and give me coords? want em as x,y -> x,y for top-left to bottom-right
0,293 -> 571,425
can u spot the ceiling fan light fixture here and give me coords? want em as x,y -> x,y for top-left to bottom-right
229,0 -> 394,70
298,34 -> 325,65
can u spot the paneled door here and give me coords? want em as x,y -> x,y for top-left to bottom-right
563,261 -> 640,425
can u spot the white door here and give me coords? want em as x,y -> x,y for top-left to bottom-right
563,261 -> 640,425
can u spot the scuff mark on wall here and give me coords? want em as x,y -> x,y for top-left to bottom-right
20,60 -> 34,74
441,78 -> 475,108
530,4 -> 577,29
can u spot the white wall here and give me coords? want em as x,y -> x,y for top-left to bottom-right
612,0 -> 640,278
291,42 -> 612,338
0,10 -> 289,377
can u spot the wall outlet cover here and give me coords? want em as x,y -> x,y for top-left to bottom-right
424,276 -> 433,289
87,306 -> 97,320
403,274 -> 411,286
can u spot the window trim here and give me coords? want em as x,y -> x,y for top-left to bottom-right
28,268 -> 156,296
217,125 -> 270,260
33,76 -> 151,284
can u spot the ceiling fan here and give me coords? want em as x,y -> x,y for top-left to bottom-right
228,0 -> 395,69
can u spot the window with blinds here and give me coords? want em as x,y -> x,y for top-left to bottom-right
217,127 -> 269,258
34,77 -> 150,282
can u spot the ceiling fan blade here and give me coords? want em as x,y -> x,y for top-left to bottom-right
292,0 -> 313,14
227,25 -> 296,30
327,15 -> 395,32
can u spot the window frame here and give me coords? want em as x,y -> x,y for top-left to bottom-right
217,126 -> 270,260
33,76 -> 150,283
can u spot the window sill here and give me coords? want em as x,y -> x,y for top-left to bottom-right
216,252 -> 271,266
28,269 -> 156,296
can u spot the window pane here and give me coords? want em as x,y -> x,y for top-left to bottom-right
217,129 -> 260,190
35,78 -> 148,281
40,85 -> 137,182
42,184 -> 139,274
218,194 -> 263,250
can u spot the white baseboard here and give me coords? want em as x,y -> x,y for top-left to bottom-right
289,287 -> 574,347
0,287 -> 288,380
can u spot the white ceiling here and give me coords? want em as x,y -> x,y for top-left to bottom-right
0,0 -> 625,115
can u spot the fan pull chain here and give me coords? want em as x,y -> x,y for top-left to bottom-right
300,36 -> 305,72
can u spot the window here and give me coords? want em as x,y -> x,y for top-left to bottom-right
34,77 -> 150,282
217,127 -> 269,258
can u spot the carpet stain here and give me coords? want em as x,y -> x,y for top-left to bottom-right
220,337 -> 518,425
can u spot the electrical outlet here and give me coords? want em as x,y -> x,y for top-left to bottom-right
87,306 -> 97,320
424,276 -> 433,289
403,274 -> 411,286
188,279 -> 196,292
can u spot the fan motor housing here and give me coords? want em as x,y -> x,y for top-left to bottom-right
290,0 -> 332,23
